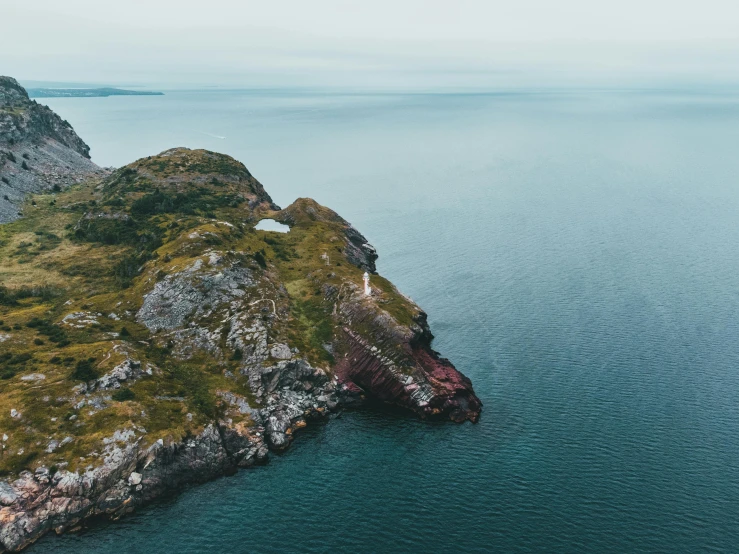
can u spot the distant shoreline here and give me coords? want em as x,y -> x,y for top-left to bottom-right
27,87 -> 164,98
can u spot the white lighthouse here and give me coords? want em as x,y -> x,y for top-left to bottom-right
363,272 -> 371,296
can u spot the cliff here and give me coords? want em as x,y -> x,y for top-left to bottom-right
0,116 -> 481,550
0,77 -> 106,223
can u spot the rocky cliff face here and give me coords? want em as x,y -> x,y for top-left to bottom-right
0,77 -> 106,223
0,135 -> 481,550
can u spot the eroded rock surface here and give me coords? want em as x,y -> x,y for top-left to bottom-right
0,77 -> 108,223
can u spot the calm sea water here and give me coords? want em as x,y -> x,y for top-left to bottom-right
31,88 -> 739,553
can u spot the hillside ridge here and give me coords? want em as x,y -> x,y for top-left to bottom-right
0,77 -> 106,224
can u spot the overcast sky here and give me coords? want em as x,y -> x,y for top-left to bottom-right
4,0 -> 739,88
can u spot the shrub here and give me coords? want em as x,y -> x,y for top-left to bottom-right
112,388 -> 136,401
0,286 -> 17,305
25,317 -> 68,343
8,353 -> 32,365
129,187 -> 236,217
33,338 -> 44,345
1,177 -> 8,185
113,253 -> 144,288
119,327 -> 130,337
70,358 -> 99,381
73,218 -> 138,246
52,184 -> 61,192
21,161 -> 29,170
253,250 -> 267,269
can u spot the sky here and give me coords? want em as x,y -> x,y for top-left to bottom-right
4,0 -> 739,89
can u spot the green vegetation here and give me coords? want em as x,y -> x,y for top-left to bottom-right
0,147 -> 420,477
112,388 -> 135,401
0,285 -> 60,306
26,317 -> 69,345
70,358 -> 99,381
130,188 -> 238,216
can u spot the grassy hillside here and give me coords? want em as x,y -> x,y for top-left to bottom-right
0,147 -> 418,477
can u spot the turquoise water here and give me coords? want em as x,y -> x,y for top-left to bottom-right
31,88 -> 739,552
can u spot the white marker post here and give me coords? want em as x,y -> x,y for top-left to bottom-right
363,271 -> 371,296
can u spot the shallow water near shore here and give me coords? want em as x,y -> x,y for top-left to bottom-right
29,87 -> 739,552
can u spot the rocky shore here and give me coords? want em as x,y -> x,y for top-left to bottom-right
0,284 -> 480,552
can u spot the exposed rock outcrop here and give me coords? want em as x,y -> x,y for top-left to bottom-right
334,301 -> 481,423
0,76 -> 107,223
0,357 -> 338,552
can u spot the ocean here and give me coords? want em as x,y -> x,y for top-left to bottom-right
30,87 -> 739,552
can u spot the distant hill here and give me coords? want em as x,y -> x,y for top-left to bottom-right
27,87 -> 164,98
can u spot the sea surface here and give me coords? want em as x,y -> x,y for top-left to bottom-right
30,87 -> 739,553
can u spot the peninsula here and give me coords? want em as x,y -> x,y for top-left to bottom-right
26,88 -> 164,99
0,76 -> 481,552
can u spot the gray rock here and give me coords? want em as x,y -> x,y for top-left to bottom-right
97,359 -> 149,390
20,373 -> 45,382
0,76 -> 107,223
0,481 -> 18,506
269,343 -> 292,360
137,259 -> 254,332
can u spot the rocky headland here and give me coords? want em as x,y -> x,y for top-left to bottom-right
0,76 -> 107,223
0,79 -> 481,552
